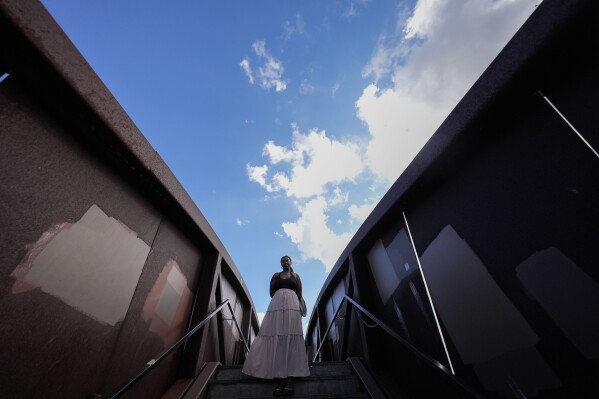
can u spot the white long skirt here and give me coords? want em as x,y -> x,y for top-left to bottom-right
242,288 -> 310,379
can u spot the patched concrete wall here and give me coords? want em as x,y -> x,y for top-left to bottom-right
0,2 -> 258,398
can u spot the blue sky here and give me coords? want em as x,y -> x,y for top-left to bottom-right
40,0 -> 539,326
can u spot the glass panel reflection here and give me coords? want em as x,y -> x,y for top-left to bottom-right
367,221 -> 446,365
420,224 -> 539,365
516,247 -> 599,360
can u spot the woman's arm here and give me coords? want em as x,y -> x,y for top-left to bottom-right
295,273 -> 302,301
269,273 -> 278,298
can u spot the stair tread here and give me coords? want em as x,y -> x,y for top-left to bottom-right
210,395 -> 369,399
218,361 -> 350,370
209,378 -> 361,388
207,361 -> 366,399
215,370 -> 353,380
212,375 -> 359,384
211,396 -> 368,399
208,378 -> 363,396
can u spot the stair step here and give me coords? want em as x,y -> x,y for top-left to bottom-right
209,394 -> 369,399
216,363 -> 352,381
208,376 -> 363,398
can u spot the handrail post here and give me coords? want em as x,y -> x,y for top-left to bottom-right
104,298 -> 252,399
340,295 -> 481,397
312,296 -> 347,362
226,302 -> 250,353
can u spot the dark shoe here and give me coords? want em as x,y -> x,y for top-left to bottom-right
273,379 -> 284,396
282,378 -> 294,395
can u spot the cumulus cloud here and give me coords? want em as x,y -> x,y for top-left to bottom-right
257,312 -> 265,325
282,197 -> 353,272
247,0 -> 539,272
247,164 -> 276,192
348,200 -> 378,224
240,40 -> 287,92
362,34 -> 409,83
358,0 -> 539,182
247,124 -> 365,199
356,84 -> 445,182
247,124 -> 367,270
329,187 -> 349,206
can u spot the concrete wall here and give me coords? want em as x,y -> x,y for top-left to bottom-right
0,1 -> 259,398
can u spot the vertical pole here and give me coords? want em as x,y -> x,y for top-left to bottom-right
403,212 -> 455,375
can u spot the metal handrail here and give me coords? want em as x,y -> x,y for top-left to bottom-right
106,299 -> 249,399
312,294 -> 480,397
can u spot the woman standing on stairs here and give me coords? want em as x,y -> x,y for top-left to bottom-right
242,255 -> 310,396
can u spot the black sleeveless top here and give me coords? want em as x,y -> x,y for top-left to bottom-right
273,272 -> 297,292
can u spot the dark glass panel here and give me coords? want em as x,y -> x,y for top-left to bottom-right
516,247 -> 599,360
419,224 -> 538,366
407,96 -> 599,396
366,220 -> 447,368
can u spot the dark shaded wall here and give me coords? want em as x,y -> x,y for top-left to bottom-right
0,1 -> 259,398
306,0 -> 599,398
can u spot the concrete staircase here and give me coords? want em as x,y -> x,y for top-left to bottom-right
206,361 -> 371,399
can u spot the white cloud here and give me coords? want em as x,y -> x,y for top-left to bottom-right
331,82 -> 340,96
240,40 -> 287,92
257,312 -> 265,325
329,187 -> 349,206
239,58 -> 254,84
274,231 -> 283,238
283,14 -> 307,40
299,79 -> 316,95
343,0 -> 370,20
348,200 -> 378,224
248,124 -> 365,199
282,197 -> 353,272
247,164 -> 276,192
356,84 -> 445,182
358,0 -> 539,183
236,218 -> 250,227
362,34 -> 409,83
247,0 -> 539,273
343,3 -> 357,19
263,140 -> 296,164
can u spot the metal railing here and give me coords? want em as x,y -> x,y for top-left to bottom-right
105,299 -> 249,399
312,294 -> 480,398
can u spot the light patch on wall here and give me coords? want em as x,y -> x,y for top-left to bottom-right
11,221 -> 72,294
11,204 -> 151,326
142,260 -> 193,346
